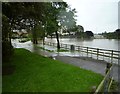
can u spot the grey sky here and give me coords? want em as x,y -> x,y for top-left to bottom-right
64,0 -> 119,33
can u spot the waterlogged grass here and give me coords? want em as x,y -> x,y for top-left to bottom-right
36,46 -> 54,52
3,48 -> 103,92
36,45 -> 69,52
19,38 -> 31,43
57,49 -> 69,52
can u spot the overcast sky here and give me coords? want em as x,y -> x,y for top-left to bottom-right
64,0 -> 119,34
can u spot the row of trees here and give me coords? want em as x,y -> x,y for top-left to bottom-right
102,29 -> 120,39
2,2 -> 77,61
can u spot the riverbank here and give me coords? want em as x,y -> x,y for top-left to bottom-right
3,48 -> 103,92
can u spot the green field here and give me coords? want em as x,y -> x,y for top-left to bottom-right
3,48 -> 103,92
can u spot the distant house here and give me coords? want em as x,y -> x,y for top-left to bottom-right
12,29 -> 28,38
61,32 -> 69,36
70,32 -> 75,35
94,34 -> 104,39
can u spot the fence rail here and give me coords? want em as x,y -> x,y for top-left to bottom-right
45,42 -> 120,64
94,64 -> 113,93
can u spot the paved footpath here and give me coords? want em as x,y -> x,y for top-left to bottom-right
55,56 -> 119,82
34,44 -> 119,82
28,45 -> 119,82
12,41 -> 119,82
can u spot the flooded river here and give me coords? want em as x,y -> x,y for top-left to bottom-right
45,38 -> 120,51
11,38 -> 120,64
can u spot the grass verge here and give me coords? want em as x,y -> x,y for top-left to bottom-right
3,48 -> 103,92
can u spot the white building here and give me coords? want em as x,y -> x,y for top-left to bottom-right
94,34 -> 104,39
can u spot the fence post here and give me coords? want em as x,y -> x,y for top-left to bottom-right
81,46 -> 83,56
103,52 -> 104,61
66,44 -> 67,49
104,63 -> 112,92
111,50 -> 113,63
70,45 -> 75,52
97,49 -> 99,60
106,63 -> 112,74
87,47 -> 88,57
91,50 -> 92,58
78,46 -> 80,56
78,46 -> 80,51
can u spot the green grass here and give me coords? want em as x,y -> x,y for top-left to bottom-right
3,48 -> 103,92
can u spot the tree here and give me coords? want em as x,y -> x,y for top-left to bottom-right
32,23 -> 44,44
84,31 -> 94,38
115,29 -> 120,39
2,2 -> 77,52
2,14 -> 14,62
53,2 -> 76,50
2,2 -> 48,44
102,29 -> 120,39
74,25 -> 84,38
2,2 -> 49,61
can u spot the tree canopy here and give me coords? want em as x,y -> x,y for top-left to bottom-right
2,1 -> 77,60
84,31 -> 94,38
102,29 -> 120,39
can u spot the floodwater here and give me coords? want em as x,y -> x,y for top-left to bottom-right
11,38 -> 120,81
45,38 -> 120,51
11,38 -> 120,64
